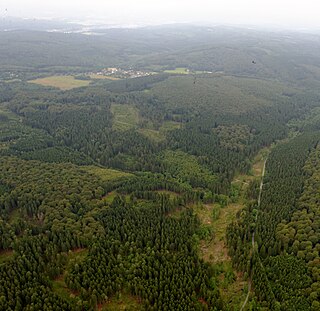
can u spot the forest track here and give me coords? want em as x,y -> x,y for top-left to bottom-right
240,158 -> 267,311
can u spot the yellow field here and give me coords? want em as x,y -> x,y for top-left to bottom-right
29,75 -> 91,90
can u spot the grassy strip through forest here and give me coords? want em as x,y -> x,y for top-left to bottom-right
2,25 -> 320,311
1,71 -> 319,309
193,147 -> 269,310
240,158 -> 267,311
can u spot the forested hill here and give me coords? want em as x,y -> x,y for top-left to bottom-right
1,24 -> 320,310
1,23 -> 320,86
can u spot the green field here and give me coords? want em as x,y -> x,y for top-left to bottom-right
163,67 -> 208,75
111,104 -> 139,131
82,166 -> 132,183
89,74 -> 120,80
29,75 -> 91,90
164,67 -> 190,74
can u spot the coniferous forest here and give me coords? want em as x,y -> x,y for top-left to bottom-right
1,21 -> 320,310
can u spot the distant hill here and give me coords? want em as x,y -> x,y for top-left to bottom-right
0,24 -> 320,87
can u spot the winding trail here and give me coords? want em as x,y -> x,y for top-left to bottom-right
240,158 -> 267,311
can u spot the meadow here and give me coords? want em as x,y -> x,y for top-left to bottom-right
29,75 -> 91,90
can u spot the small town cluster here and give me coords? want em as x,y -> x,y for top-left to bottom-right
93,67 -> 153,79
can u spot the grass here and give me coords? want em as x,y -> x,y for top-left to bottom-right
102,191 -> 131,204
111,104 -> 139,131
232,146 -> 270,191
0,106 -> 20,121
29,75 -> 91,90
9,209 -> 21,224
164,67 -> 212,75
137,128 -> 164,142
52,248 -> 88,301
103,191 -> 118,203
195,203 -> 242,263
0,250 -> 14,264
89,74 -> 120,80
164,67 -> 190,74
160,121 -> 181,131
137,120 -> 182,142
4,79 -> 22,83
156,190 -> 180,198
67,248 -> 88,262
251,147 -> 269,176
192,146 -> 271,309
166,206 -> 186,219
82,165 -> 131,183
98,292 -> 143,311
216,262 -> 248,309
213,148 -> 270,257
194,201 -> 247,309
52,276 -> 77,301
161,150 -> 216,187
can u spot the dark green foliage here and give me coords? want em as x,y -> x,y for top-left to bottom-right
256,133 -> 319,254
227,132 -> 320,310
99,73 -> 169,92
0,156 -> 106,244
276,145 -> 320,307
2,25 -> 320,310
114,172 -> 192,194
264,255 -> 312,309
20,146 -> 93,165
65,199 -> 223,310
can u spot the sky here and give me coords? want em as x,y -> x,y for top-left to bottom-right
2,0 -> 320,29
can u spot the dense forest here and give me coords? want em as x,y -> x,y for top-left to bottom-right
1,22 -> 320,310
227,132 -> 320,310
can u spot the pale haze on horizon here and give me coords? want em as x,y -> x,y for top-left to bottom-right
2,0 -> 320,30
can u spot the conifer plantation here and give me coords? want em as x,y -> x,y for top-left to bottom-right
1,20 -> 320,310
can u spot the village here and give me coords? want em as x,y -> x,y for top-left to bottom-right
91,67 -> 154,79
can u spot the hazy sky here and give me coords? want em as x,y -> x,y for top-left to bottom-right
2,0 -> 320,29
